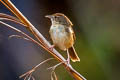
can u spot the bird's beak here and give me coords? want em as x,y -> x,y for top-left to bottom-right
45,15 -> 52,18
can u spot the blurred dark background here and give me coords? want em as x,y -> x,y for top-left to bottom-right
0,0 -> 120,80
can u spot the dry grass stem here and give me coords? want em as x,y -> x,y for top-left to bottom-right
47,62 -> 64,71
48,62 -> 64,80
0,21 -> 49,53
19,58 -> 54,80
0,13 -> 26,26
8,35 -> 31,41
51,71 -> 58,80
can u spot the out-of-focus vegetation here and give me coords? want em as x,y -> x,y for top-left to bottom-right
0,0 -> 120,80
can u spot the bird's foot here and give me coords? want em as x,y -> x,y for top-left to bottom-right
49,45 -> 55,51
66,58 -> 70,65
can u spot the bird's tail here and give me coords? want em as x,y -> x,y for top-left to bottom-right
68,46 -> 80,62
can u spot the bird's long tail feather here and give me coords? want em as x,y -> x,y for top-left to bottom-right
68,46 -> 80,62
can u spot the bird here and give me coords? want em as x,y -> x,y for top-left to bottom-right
45,13 -> 80,63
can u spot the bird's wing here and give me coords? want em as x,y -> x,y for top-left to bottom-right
73,31 -> 76,41
65,26 -> 76,41
70,27 -> 76,41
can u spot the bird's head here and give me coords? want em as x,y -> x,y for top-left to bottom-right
45,13 -> 73,26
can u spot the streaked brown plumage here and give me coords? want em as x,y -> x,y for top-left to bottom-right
45,13 -> 80,62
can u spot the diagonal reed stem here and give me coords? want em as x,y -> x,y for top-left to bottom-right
0,0 -> 86,80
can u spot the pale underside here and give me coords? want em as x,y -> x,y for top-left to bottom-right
49,24 -> 74,51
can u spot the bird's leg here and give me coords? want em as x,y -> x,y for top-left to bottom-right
66,49 -> 70,64
49,44 -> 55,51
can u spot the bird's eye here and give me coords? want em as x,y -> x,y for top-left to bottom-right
54,16 -> 57,18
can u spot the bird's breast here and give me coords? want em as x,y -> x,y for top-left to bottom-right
49,25 -> 74,51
